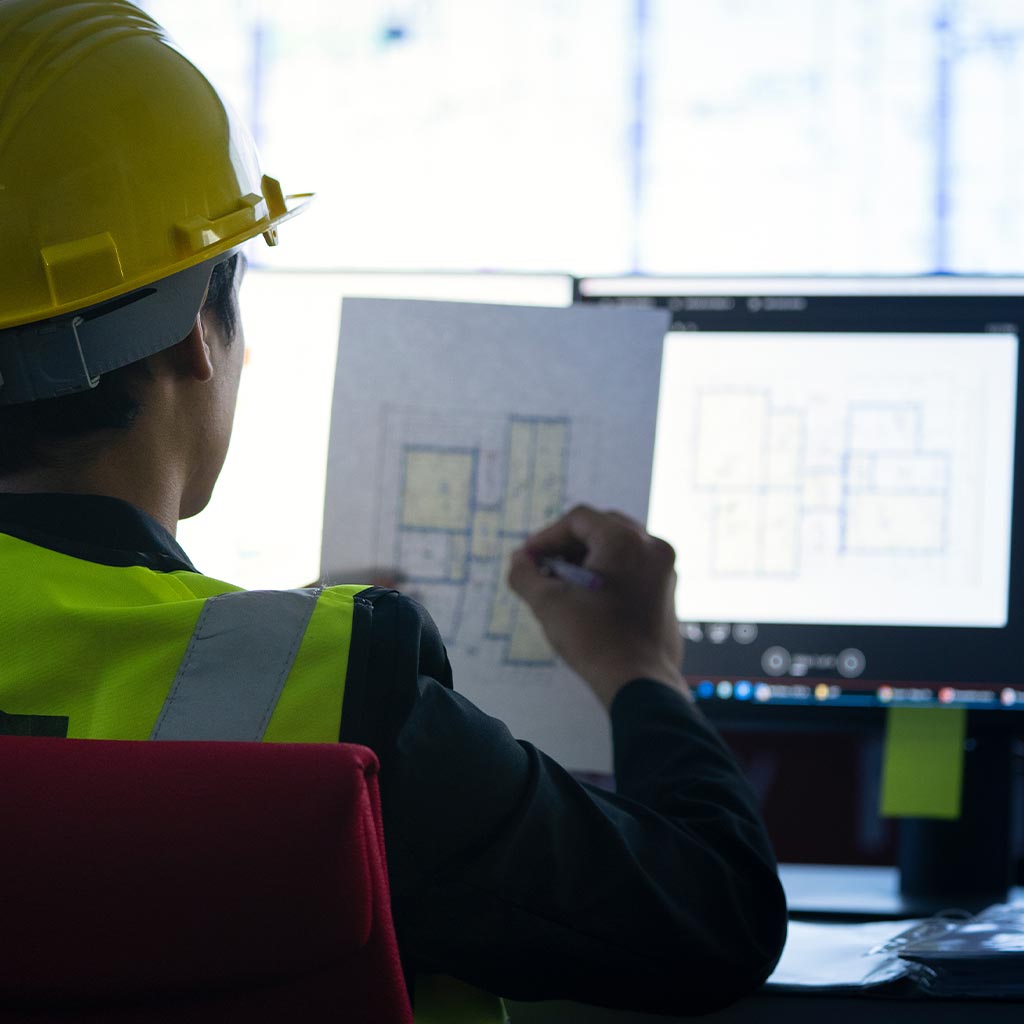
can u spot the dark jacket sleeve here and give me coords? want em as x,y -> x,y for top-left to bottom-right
338,590 -> 787,1016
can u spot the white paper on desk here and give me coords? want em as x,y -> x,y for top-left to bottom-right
766,919 -> 923,990
322,298 -> 669,772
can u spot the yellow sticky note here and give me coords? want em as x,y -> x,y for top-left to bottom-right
880,707 -> 966,820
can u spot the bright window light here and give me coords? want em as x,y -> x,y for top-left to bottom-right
142,0 -> 1024,276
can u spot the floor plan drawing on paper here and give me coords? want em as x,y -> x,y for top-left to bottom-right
381,408 -> 578,666
324,297 -> 668,771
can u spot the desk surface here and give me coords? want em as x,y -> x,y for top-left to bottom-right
781,863 -> 1024,918
507,994 -> 1024,1023
505,864 -> 1024,1022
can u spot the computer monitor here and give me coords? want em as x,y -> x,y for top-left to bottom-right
576,274 -> 1024,909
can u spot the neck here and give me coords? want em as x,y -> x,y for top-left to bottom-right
0,433 -> 188,537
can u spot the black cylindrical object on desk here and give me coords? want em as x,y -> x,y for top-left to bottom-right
898,733 -> 1015,914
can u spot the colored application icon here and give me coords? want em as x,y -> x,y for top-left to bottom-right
716,680 -> 733,699
878,685 -> 894,703
938,686 -> 956,704
696,680 -> 715,699
734,680 -> 753,700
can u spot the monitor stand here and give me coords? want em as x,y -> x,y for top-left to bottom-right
898,732 -> 1015,914
783,732 -> 1018,919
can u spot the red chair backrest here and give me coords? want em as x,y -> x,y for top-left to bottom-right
0,736 -> 413,1023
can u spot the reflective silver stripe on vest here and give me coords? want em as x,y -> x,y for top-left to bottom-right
150,588 -> 321,741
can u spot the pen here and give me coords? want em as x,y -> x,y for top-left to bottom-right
539,556 -> 604,591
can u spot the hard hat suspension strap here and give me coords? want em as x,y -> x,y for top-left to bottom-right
0,259 -> 216,406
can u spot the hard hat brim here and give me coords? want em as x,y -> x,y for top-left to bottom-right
0,188 -> 315,404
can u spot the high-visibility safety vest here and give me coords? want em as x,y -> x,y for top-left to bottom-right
0,531 -> 507,1023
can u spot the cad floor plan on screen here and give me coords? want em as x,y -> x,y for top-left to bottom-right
372,406 -> 597,666
696,393 -> 950,569
650,332 -> 1018,629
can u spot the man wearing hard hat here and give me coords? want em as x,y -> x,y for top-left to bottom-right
0,1 -> 786,1019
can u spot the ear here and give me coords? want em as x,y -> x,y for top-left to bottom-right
170,316 -> 215,383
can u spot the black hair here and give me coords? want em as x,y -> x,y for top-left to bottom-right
202,252 -> 242,338
0,253 -> 242,475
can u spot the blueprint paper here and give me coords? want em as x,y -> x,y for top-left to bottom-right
322,298 -> 669,772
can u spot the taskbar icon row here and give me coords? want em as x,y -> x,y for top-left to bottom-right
691,679 -> 840,703
690,678 -> 1024,708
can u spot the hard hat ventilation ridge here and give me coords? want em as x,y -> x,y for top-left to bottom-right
0,1 -> 164,156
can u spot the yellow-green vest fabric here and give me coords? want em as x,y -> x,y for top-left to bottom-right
0,532 -> 360,742
0,531 -> 507,1023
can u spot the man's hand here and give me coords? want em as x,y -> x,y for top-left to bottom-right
508,505 -> 689,710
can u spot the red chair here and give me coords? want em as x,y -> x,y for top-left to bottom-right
0,737 -> 413,1023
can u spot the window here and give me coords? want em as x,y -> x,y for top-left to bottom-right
144,0 -> 1024,275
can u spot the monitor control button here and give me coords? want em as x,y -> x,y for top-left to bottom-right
707,623 -> 731,644
762,646 -> 791,676
733,623 -> 758,644
837,648 -> 866,678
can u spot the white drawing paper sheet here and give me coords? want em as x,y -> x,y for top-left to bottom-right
322,298 -> 669,772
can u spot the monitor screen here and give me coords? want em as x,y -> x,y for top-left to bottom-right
576,276 -> 1024,716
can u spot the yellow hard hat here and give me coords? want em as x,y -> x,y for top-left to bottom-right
0,0 -> 312,404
